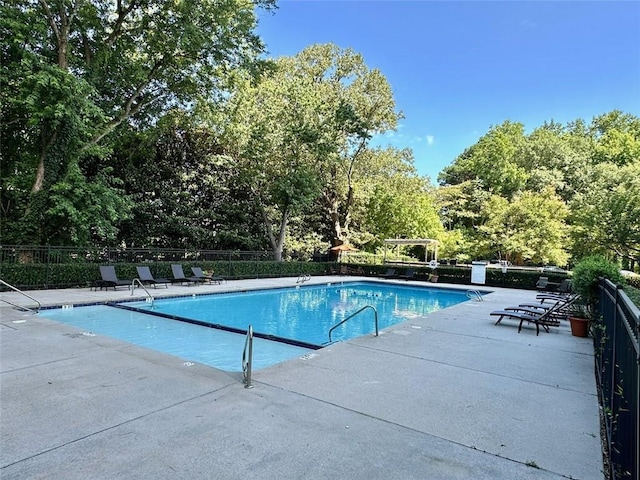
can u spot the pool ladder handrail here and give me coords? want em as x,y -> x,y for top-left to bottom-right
466,289 -> 484,302
328,305 -> 379,343
296,273 -> 311,284
130,278 -> 155,306
0,278 -> 41,312
242,325 -> 254,389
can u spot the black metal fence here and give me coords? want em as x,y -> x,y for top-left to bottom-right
596,279 -> 640,480
0,245 -> 315,289
0,245 -> 276,264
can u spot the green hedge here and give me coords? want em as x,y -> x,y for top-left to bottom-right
358,264 -> 567,289
0,263 -> 100,289
624,273 -> 640,289
0,261 -> 331,290
0,260 -> 568,291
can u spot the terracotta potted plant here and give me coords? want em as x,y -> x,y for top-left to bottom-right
568,300 -> 590,337
569,256 -> 624,337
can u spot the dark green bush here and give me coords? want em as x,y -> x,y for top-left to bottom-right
624,285 -> 640,308
623,273 -> 640,289
572,255 -> 625,315
1,259 -> 568,291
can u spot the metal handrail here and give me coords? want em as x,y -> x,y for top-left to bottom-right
296,273 -> 311,283
242,325 -> 254,389
328,305 -> 378,343
466,290 -> 484,302
130,278 -> 155,306
0,278 -> 41,312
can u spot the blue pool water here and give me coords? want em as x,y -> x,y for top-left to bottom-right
39,282 -> 472,372
40,305 -> 310,372
126,282 -> 469,345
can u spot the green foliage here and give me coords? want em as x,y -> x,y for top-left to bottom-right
365,174 -> 444,248
572,256 -> 625,315
438,110 -> 640,267
113,116 -> 265,250
439,121 -> 529,198
221,43 -> 403,259
1,257 -> 568,291
282,232 -> 328,262
1,0 -> 273,246
624,285 -> 640,308
3,0 -> 638,269
46,164 -> 132,245
478,189 -> 569,266
0,263 -> 101,289
571,162 -> 640,263
591,110 -> 640,166
623,273 -> 640,290
0,260 -> 329,290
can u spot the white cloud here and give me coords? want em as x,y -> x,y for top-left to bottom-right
520,19 -> 537,29
426,135 -> 435,146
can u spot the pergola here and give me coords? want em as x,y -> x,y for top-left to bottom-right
383,238 -> 439,265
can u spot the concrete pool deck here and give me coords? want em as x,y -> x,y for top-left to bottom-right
1,277 -> 603,479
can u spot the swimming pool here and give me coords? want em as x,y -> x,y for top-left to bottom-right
39,282 -> 475,372
40,305 -> 311,372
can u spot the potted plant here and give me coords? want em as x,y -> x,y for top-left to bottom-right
567,299 -> 590,337
569,256 -> 624,337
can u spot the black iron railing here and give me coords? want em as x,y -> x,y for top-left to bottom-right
0,245 -> 329,289
0,245 -> 275,264
595,278 -> 639,480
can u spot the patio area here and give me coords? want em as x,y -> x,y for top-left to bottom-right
1,277 -> 603,479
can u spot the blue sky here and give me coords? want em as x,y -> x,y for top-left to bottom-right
256,1 -> 640,181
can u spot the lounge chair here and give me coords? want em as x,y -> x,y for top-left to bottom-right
379,268 -> 396,279
136,266 -> 170,288
191,266 -> 224,285
351,265 -> 365,275
171,264 -> 200,286
555,279 -> 573,294
535,276 -> 558,291
536,289 -> 577,305
98,265 -> 132,291
398,268 -> 415,280
504,300 -> 573,322
491,301 -> 566,335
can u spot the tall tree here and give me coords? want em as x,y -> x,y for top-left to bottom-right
438,121 -> 528,198
307,44 -> 402,242
222,59 -> 325,260
113,112 -> 265,249
222,43 -> 402,259
436,111 -> 640,264
590,110 -> 640,166
478,189 -> 570,265
571,162 -> 640,267
365,177 -> 443,247
1,0 -> 273,245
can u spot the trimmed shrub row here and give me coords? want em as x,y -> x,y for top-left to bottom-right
0,261 -> 330,290
0,260 -> 569,291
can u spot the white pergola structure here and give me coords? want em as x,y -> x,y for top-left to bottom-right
383,238 -> 439,265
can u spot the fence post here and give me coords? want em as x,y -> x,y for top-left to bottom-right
45,245 -> 50,289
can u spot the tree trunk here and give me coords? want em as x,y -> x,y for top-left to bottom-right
259,203 -> 289,262
329,202 -> 342,241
